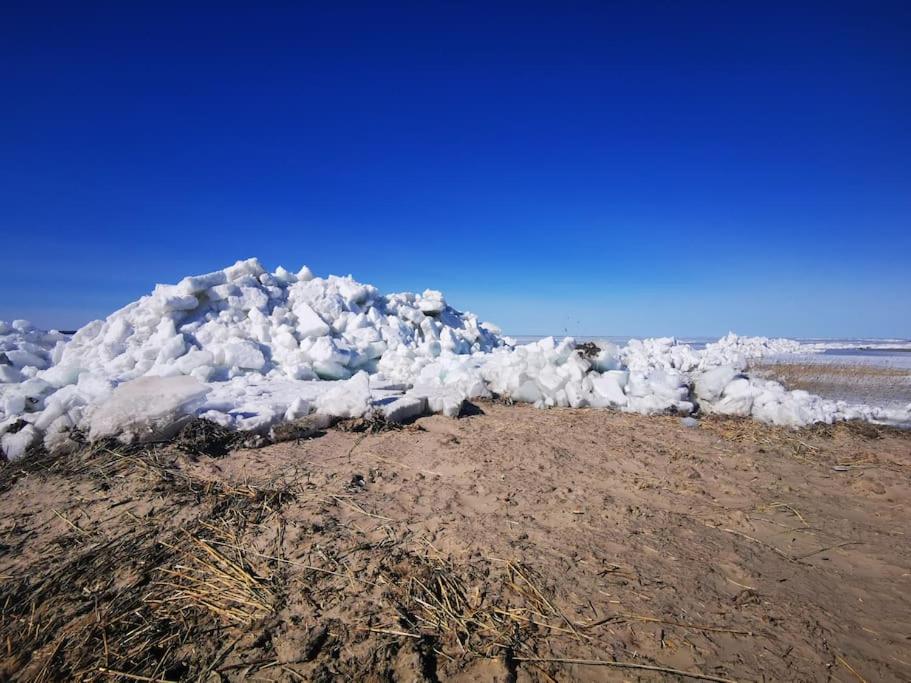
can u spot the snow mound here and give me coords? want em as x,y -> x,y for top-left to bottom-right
1,260 -> 908,459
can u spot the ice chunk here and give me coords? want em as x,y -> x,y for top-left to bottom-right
225,257 -> 266,281
39,363 -> 81,388
0,366 -> 24,383
418,290 -> 446,315
88,376 -> 210,442
408,384 -> 467,417
4,349 -> 47,370
713,378 -> 758,416
694,366 -> 739,402
2,392 -> 27,416
381,395 -> 428,423
536,365 -> 566,393
511,380 -> 542,404
1,424 -> 37,461
222,341 -> 267,370
591,343 -> 622,372
273,266 -> 296,284
312,361 -> 351,380
293,301 -> 331,338
175,348 -> 215,374
284,397 -> 311,420
155,334 -> 188,365
176,270 -> 227,295
160,292 -> 199,311
315,372 -> 372,418
590,371 -> 628,406
304,337 -> 343,364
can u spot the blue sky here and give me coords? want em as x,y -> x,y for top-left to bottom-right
2,2 -> 909,337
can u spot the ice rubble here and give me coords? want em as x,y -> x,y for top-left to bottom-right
1,259 -> 908,459
0,259 -> 503,456
620,333 -> 813,373
0,320 -> 68,384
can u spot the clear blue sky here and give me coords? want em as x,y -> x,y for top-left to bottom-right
2,2 -> 909,338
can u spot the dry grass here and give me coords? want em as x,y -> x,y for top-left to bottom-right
384,551 -> 578,659
699,413 -> 909,475
376,549 -> 746,682
0,442 -> 298,682
700,414 -> 823,460
0,440 -> 604,680
151,529 -> 275,626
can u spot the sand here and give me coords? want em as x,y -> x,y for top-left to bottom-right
1,402 -> 909,681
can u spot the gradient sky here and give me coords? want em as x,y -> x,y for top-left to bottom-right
2,2 -> 909,338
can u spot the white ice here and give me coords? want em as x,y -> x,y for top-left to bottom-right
1,259 -> 908,459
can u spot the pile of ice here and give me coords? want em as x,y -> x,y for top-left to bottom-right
0,258 -> 506,457
0,320 -> 69,383
407,335 -> 909,426
619,334 -> 815,373
1,259 -> 909,460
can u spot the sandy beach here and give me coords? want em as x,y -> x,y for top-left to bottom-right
4,2 -> 910,680
2,402 -> 909,682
